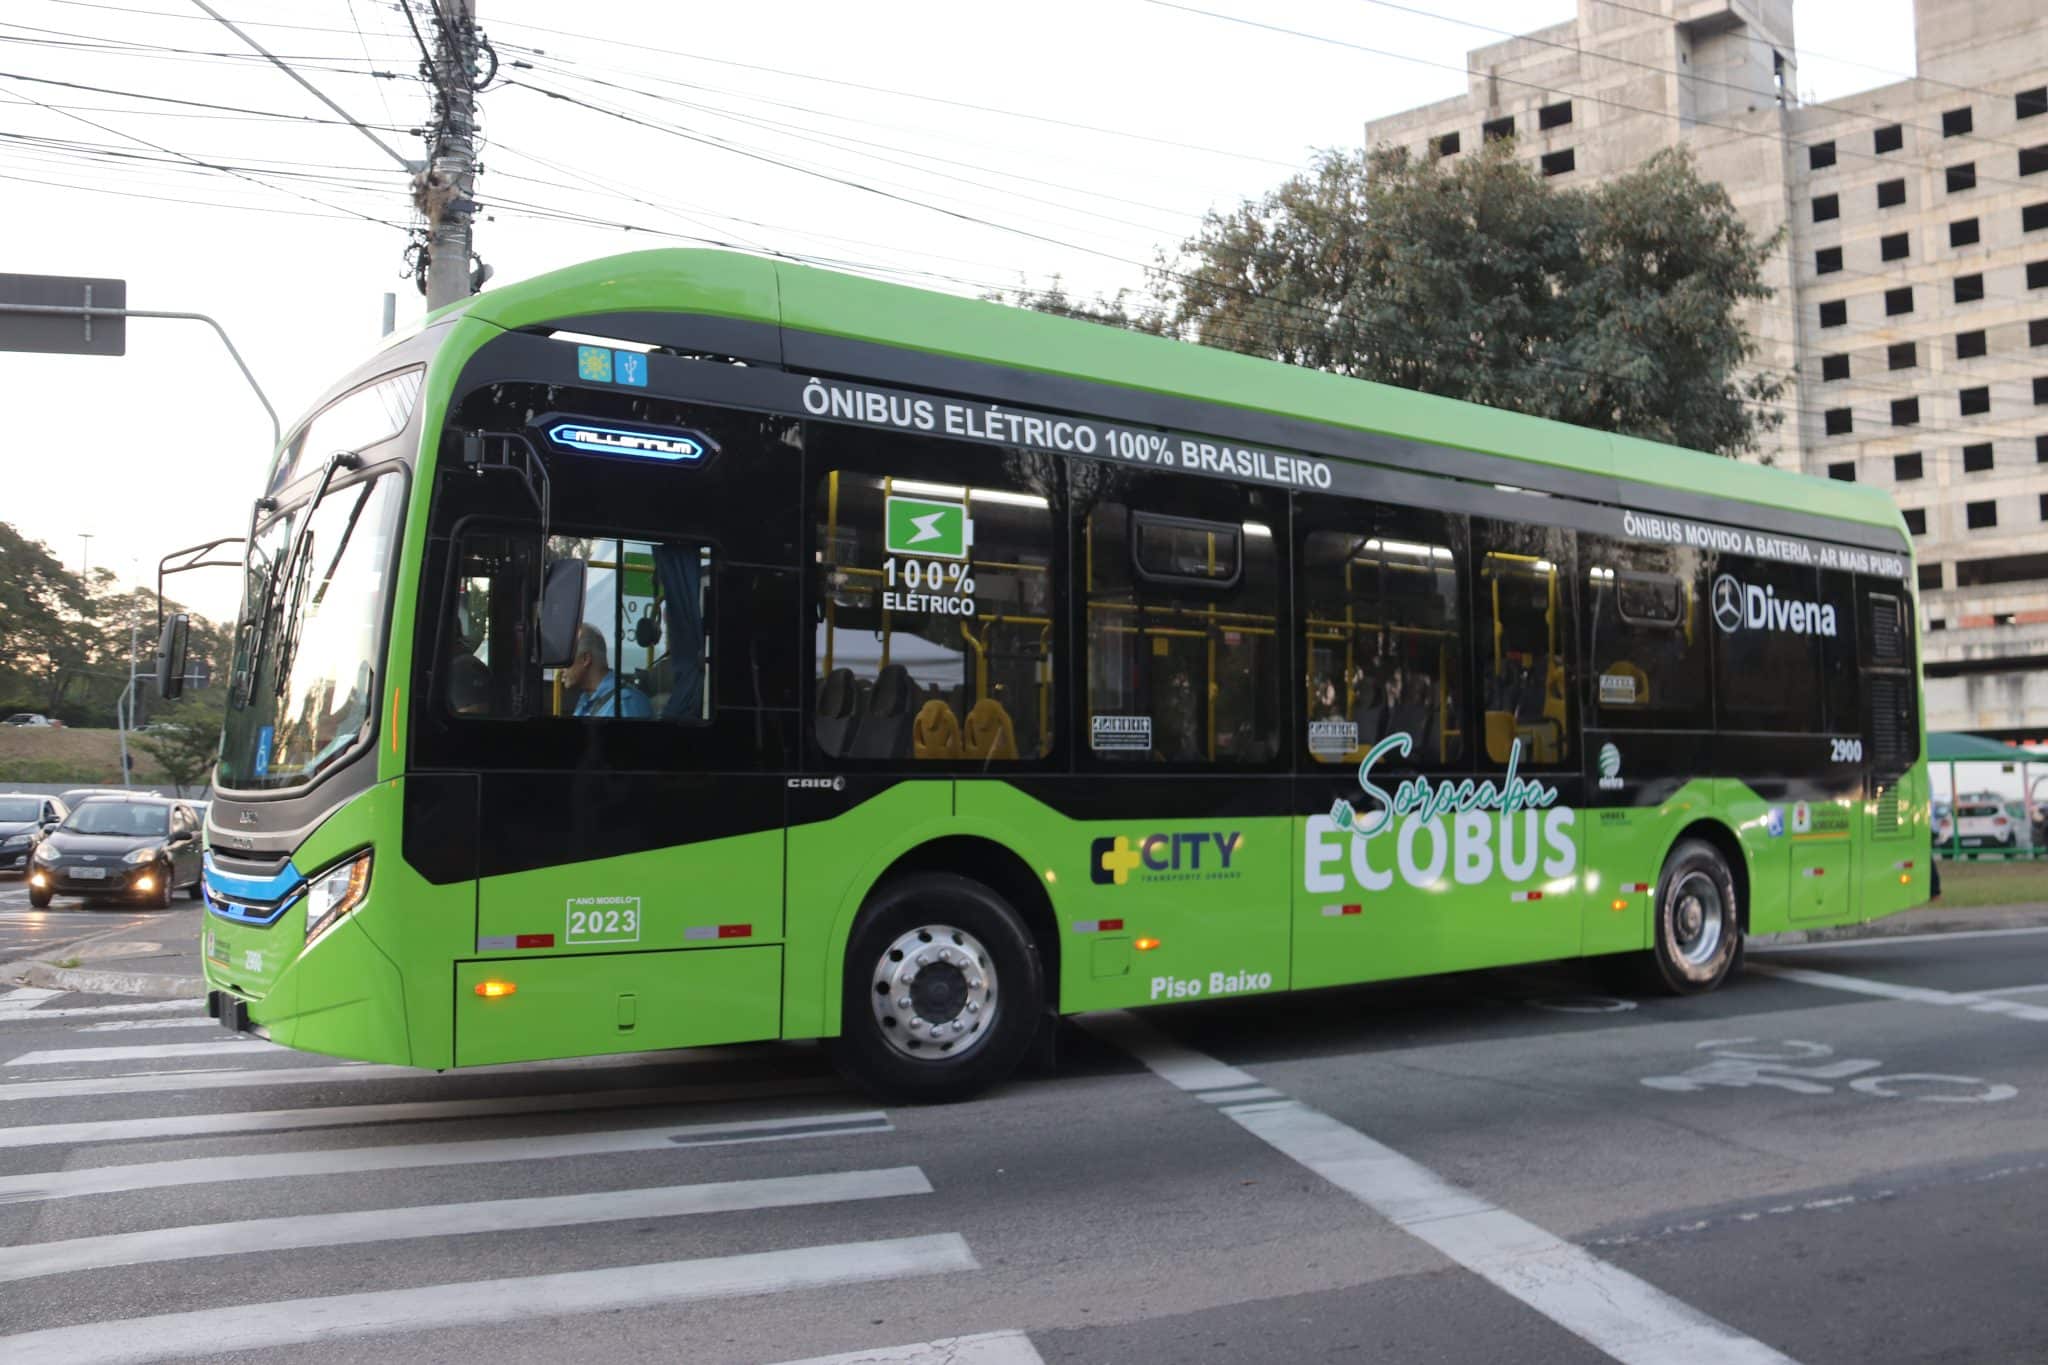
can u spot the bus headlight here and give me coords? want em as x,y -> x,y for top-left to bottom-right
305,851 -> 373,945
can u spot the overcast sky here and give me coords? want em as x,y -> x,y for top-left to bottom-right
5,0 -> 1916,622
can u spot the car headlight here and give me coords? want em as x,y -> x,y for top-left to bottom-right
304,850 -> 372,945
33,843 -> 58,864
124,847 -> 160,865
1,834 -> 25,849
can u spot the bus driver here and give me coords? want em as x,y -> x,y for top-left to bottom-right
564,623 -> 651,719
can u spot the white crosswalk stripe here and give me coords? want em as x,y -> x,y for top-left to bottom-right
0,1076 -> 842,1150
6,1039 -> 280,1066
769,1332 -> 1047,1365
0,1166 -> 934,1285
0,1234 -> 979,1364
0,1109 -> 892,1201
72,1017 -> 221,1032
0,991 -> 985,1363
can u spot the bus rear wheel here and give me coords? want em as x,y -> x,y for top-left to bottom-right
832,872 -> 1043,1103
1644,838 -> 1742,995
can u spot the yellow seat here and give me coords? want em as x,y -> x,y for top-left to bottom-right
963,698 -> 1019,761
913,700 -> 962,759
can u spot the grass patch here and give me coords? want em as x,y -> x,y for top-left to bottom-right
0,727 -> 168,784
52,957 -> 81,969
1932,856 -> 2048,909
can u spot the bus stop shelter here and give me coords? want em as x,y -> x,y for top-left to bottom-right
1928,730 -> 2043,858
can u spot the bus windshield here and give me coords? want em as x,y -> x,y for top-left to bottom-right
218,474 -> 405,791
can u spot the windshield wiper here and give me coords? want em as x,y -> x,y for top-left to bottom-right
242,452 -> 358,705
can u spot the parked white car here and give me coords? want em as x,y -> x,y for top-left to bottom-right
2,713 -> 55,727
1936,797 -> 2021,849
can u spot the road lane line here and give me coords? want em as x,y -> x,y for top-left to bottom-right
6,1040 -> 279,1066
0,1077 -> 847,1150
1085,1010 -> 1797,1365
0,1166 -> 933,1285
1752,925 -> 2048,953
0,1110 -> 891,1202
1750,964 -> 2048,1021
0,1233 -> 978,1365
769,1332 -> 1045,1365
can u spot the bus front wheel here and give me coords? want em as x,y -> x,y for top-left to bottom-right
1644,839 -> 1742,995
832,872 -> 1044,1103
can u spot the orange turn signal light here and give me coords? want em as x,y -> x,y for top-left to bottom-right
1134,936 -> 1162,952
474,980 -> 517,998
1611,898 -> 1629,912
1899,873 -> 1912,885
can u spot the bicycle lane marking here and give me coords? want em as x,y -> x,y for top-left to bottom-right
1080,1010 -> 1798,1365
1747,964 -> 2048,1021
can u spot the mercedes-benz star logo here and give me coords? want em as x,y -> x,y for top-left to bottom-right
1711,574 -> 1744,634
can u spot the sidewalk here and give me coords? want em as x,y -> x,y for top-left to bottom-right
1753,900 -> 2048,947
1,907 -> 204,999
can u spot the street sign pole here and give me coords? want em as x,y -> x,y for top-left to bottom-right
0,275 -> 280,447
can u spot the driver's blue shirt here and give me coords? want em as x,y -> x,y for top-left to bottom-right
573,674 -> 651,718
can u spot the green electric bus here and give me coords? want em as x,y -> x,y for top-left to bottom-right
168,249 -> 1928,1100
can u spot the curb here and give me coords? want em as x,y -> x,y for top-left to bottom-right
1,916 -> 205,1001
1752,903 -> 2048,948
11,961 -> 203,999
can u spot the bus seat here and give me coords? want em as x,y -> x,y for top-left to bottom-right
852,664 -> 916,759
1484,710 -> 1517,763
963,698 -> 1019,761
815,668 -> 861,755
913,699 -> 963,759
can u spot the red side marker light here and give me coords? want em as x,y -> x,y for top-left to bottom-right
475,980 -> 516,998
515,933 -> 555,949
718,924 -> 752,939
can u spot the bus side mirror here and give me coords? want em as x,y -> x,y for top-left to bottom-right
539,559 -> 586,668
155,613 -> 190,702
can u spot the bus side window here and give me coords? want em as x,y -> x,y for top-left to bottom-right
1474,520 -> 1577,770
1299,502 -> 1465,768
1079,474 -> 1283,766
544,535 -> 712,723
1582,539 -> 1710,731
810,455 -> 1057,763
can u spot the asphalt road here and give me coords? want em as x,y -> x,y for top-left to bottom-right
0,874 -> 165,961
0,921 -> 2044,1364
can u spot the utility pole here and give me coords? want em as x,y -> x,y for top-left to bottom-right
418,1 -> 487,311
78,533 -> 93,582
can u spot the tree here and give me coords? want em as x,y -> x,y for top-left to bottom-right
136,696 -> 224,796
1018,142 -> 1785,458
0,524 -> 98,714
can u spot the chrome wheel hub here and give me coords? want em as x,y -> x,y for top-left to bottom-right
870,923 -> 998,1061
1671,872 -> 1725,969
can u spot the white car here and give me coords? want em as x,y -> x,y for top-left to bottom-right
2,713 -> 54,727
1937,799 -> 2019,849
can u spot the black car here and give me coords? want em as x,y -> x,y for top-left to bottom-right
28,796 -> 205,909
0,793 -> 67,875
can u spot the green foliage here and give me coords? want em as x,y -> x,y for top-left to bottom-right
0,522 -> 228,727
135,700 -> 224,797
1013,143 -> 1784,458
